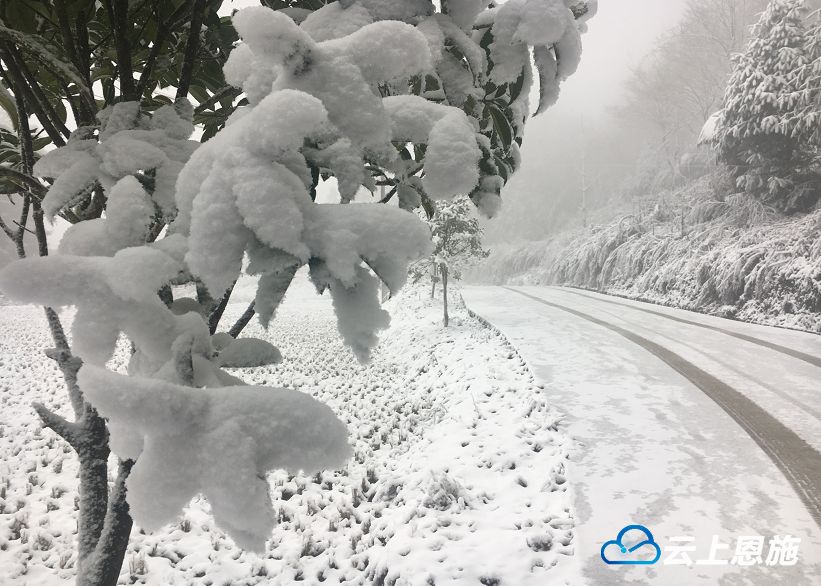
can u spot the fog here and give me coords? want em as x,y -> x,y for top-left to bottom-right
487,0 -> 691,243
486,0 -> 819,244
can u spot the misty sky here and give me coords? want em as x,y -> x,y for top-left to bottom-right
488,0 -> 693,241
521,0 -> 689,160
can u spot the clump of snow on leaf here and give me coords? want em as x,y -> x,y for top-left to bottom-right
0,250 -> 241,389
35,101 -> 196,222
383,95 -> 480,199
178,8 -> 450,361
78,365 -> 350,551
495,0 -> 571,47
217,337 -> 282,368
59,176 -> 154,256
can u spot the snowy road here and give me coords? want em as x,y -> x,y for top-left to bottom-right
461,285 -> 821,586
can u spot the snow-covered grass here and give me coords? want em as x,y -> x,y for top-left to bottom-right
478,174 -> 821,332
0,276 -> 575,585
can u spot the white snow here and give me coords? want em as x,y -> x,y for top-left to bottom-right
0,277 -> 575,584
534,45 -> 561,114
35,102 -> 197,222
217,338 -> 283,368
58,176 -> 153,256
78,364 -> 350,552
462,285 -> 821,585
444,0 -> 490,30
383,95 -> 481,199
698,110 -> 723,144
495,0 -> 572,47
300,2 -> 374,42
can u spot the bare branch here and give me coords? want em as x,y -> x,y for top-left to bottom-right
0,210 -> 15,239
0,52 -> 67,147
136,1 -> 195,96
53,0 -> 82,80
33,402 -> 81,446
228,301 -> 256,338
7,46 -> 72,139
208,281 -> 236,334
44,343 -> 85,418
379,186 -> 397,203
82,458 -> 134,585
0,23 -> 94,108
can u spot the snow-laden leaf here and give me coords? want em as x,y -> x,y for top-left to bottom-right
533,45 -> 560,115
217,338 -> 283,368
78,365 -> 350,551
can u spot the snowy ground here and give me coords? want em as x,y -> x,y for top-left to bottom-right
463,285 -> 821,586
0,275 -> 576,585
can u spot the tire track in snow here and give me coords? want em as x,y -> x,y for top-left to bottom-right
555,287 -> 821,369
548,295 -> 821,423
504,286 -> 821,530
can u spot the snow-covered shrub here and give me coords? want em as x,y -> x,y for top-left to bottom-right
477,174 -> 821,330
0,0 -> 595,563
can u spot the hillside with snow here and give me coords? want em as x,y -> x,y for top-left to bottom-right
477,174 -> 821,332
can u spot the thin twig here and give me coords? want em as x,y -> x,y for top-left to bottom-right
228,301 -> 256,338
0,50 -> 67,146
208,281 -> 236,334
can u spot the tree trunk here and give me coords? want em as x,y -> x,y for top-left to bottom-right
430,263 -> 437,299
74,415 -> 111,569
441,263 -> 449,327
76,459 -> 134,586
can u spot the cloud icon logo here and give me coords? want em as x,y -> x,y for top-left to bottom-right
601,524 -> 662,565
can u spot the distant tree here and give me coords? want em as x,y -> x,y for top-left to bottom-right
412,197 -> 488,326
712,0 -> 820,212
616,0 -> 771,191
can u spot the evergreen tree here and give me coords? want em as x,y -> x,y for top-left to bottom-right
714,0 -> 819,212
791,9 -> 821,150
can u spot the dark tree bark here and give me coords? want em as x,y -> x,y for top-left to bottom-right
229,302 -> 257,338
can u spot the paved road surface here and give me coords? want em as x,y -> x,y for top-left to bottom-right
461,285 -> 821,586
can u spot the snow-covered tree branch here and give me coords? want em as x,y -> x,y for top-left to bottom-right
0,1 -> 595,582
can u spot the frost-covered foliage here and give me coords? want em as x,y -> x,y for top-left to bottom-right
35,101 -> 198,233
78,365 -> 350,551
411,196 -> 489,283
792,9 -> 821,151
0,0 -> 594,555
477,174 -> 821,331
265,0 -> 596,217
710,0 -> 821,213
